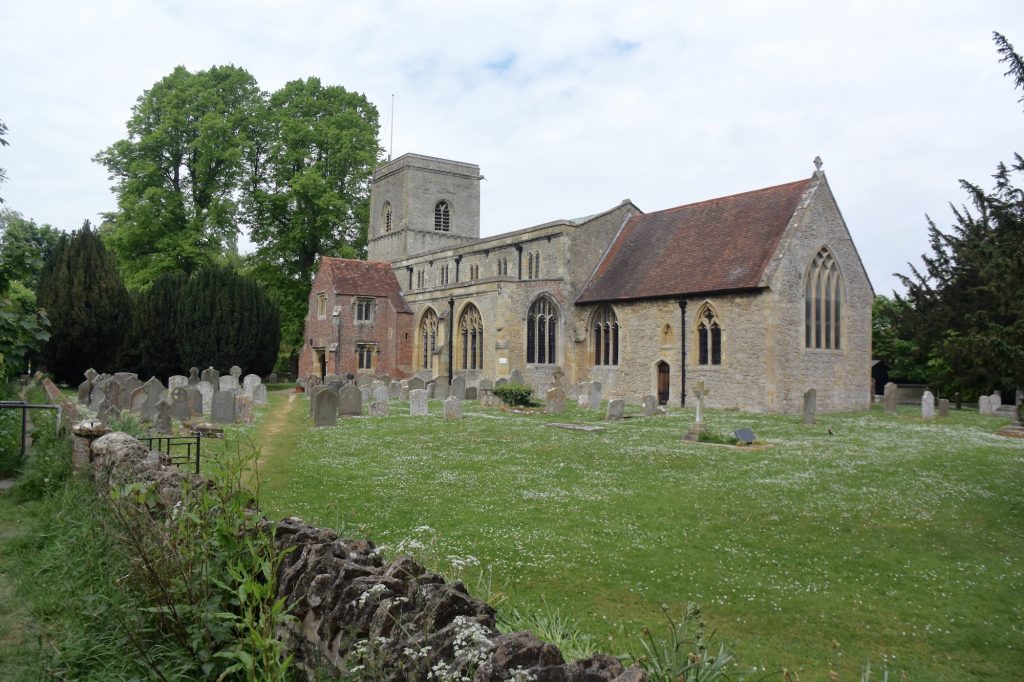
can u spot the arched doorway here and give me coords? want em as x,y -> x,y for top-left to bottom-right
656,361 -> 670,405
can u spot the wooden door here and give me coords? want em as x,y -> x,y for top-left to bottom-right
657,362 -> 670,405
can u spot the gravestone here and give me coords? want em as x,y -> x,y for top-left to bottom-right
400,383 -> 410,400
577,385 -> 591,408
77,377 -> 93,405
267,372 -> 278,384
197,381 -> 214,415
324,373 -> 341,386
154,399 -> 172,434
85,368 -> 98,381
979,395 -> 991,415
90,380 -> 107,412
129,387 -> 147,417
123,375 -> 143,400
243,374 -> 262,397
338,386 -> 362,416
465,386 -> 478,400
105,381 -> 125,415
802,388 -> 816,425
494,378 -> 507,388
169,387 -> 191,421
252,384 -> 268,405
509,370 -> 524,384
371,380 -> 385,395
545,387 -> 566,414
409,389 -> 429,416
312,389 -> 338,427
883,382 -> 898,414
308,385 -> 329,415
588,381 -> 603,409
142,377 -> 165,421
435,380 -> 450,401
377,374 -> 391,386
230,365 -> 242,380
451,376 -> 466,400
389,381 -> 402,400
169,375 -> 188,391
443,395 -> 462,420
188,367 -> 200,385
408,376 -> 425,391
426,382 -> 436,399
605,398 -> 625,422
479,378 -> 493,392
734,428 -> 756,445
938,398 -> 950,418
186,386 -> 203,417
921,390 -> 935,419
642,395 -> 657,417
368,400 -> 389,416
360,386 -> 371,403
201,367 -> 219,386
357,375 -> 373,388
219,375 -> 240,393
327,380 -> 344,392
372,386 -> 389,403
235,395 -> 254,424
211,391 -> 237,424
479,388 -> 501,408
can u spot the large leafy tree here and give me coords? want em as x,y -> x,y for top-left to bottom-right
243,77 -> 381,364
0,209 -> 63,292
0,118 -> 8,204
894,32 -> 1024,398
37,221 -> 132,382
95,65 -> 264,290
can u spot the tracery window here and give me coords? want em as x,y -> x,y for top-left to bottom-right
592,305 -> 619,366
458,304 -> 484,370
383,201 -> 392,233
419,308 -> 438,369
696,303 -> 722,366
526,296 -> 557,364
434,200 -> 451,231
805,247 -> 843,350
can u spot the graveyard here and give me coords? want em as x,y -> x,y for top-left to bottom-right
189,384 -> 1024,680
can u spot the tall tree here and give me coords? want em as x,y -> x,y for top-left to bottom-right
0,118 -> 8,204
95,65 -> 264,290
0,209 -> 63,292
37,221 -> 132,382
243,77 -> 381,363
127,271 -> 188,379
895,32 -> 1024,398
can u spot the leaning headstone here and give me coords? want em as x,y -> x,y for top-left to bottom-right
368,400 -> 390,416
389,380 -> 402,400
105,381 -> 125,414
451,376 -> 466,400
169,387 -> 191,421
883,382 -> 898,415
129,387 -> 147,417
90,380 -> 108,412
154,399 -> 172,434
400,383 -> 411,400
443,395 -> 462,420
187,367 -> 200,385
142,377 -> 165,421
494,378 -> 507,388
372,385 -> 389,403
938,398 -> 950,418
312,389 -> 338,427
243,374 -> 262,397
921,390 -> 935,419
235,395 -> 254,424
338,385 -> 362,416
642,395 -> 657,417
219,375 -> 240,393
252,384 -> 268,405
123,375 -> 143,400
426,382 -> 436,399
77,377 -> 93,405
211,391 -> 237,424
465,386 -> 478,400
545,387 -> 566,414
802,388 -> 816,425
308,385 -> 329,415
588,381 -> 603,409
479,378 -> 493,391
169,375 -> 188,391
201,367 -> 219,386
435,380 -> 450,401
408,376 -> 425,391
197,381 -> 214,415
409,389 -> 429,416
605,398 -> 625,422
186,386 -> 203,417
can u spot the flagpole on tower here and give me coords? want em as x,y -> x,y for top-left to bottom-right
388,93 -> 395,162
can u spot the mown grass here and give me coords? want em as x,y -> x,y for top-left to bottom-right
220,391 -> 1024,680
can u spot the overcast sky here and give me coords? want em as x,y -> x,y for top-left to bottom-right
1,1 -> 1022,296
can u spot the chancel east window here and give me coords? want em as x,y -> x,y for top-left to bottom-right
696,303 -> 722,366
592,305 -> 619,366
420,308 -> 438,369
805,247 -> 842,350
526,296 -> 557,364
459,304 -> 484,370
434,200 -> 451,231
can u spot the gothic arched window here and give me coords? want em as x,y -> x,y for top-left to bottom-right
383,201 -> 392,233
419,308 -> 439,369
696,303 -> 722,366
805,247 -> 842,350
526,296 -> 557,364
458,304 -> 484,370
592,305 -> 619,366
434,200 -> 451,231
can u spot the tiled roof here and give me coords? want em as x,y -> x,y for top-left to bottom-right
577,177 -> 814,303
322,257 -> 413,314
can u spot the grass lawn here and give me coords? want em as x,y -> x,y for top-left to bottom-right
219,390 -> 1024,680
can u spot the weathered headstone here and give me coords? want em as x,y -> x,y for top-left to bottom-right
235,395 -> 254,424
186,386 -> 203,417
409,389 -> 429,416
201,367 -> 220,386
123,375 -> 143,400
360,386 -> 371,403
408,376 -> 426,391
545,387 -> 566,414
129,387 -> 147,416
142,377 -> 165,421
230,365 -> 242,380
443,395 -> 462,419
252,384 -> 268,405
426,382 -> 436,399
435,380 -> 450,401
465,386 -> 478,400
883,382 -> 898,415
243,374 -> 262,397
389,380 -> 402,400
90,380 -> 108,412
77,377 -> 93,405
494,378 -> 507,388
154,399 -> 172,434
267,372 -> 278,384
588,381 -> 603,409
802,388 -> 816,425
642,395 -> 657,417
979,395 -> 992,415
324,373 -> 341,386
169,375 -> 188,391
938,398 -> 950,418
400,383 -> 410,400
312,389 -> 338,427
197,381 -> 214,415
308,385 -> 329,415
368,400 -> 390,416
377,374 -> 391,386
221,375 -> 241,393
211,391 -> 237,424
478,378 -> 493,392
187,367 -> 200,385
451,376 -> 466,400
509,370 -> 524,384
372,385 -> 389,403
338,385 -> 362,416
356,375 -> 373,388
106,381 -> 125,415
84,368 -> 98,381
605,398 -> 625,422
479,388 -> 501,408
169,387 -> 191,421
921,390 -> 935,419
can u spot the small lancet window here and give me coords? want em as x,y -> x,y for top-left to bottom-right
383,201 -> 392,233
592,305 -> 619,366
805,247 -> 842,350
696,303 -> 722,366
434,200 -> 451,231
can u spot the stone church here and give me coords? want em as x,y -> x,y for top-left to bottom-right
300,153 -> 872,413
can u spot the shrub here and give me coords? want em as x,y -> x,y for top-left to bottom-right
493,382 -> 534,407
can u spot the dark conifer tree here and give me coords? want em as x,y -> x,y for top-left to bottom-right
128,271 -> 188,379
37,220 -> 132,381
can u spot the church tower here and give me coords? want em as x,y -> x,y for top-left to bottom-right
366,153 -> 481,263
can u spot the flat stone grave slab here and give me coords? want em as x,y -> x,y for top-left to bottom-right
545,423 -> 605,433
